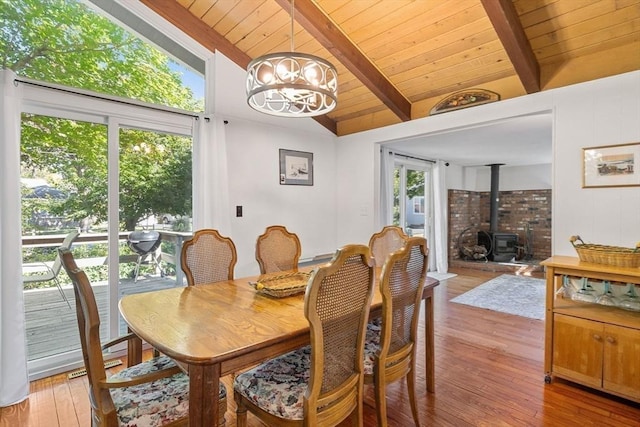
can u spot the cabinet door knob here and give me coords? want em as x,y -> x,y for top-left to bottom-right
606,336 -> 616,344
593,334 -> 602,341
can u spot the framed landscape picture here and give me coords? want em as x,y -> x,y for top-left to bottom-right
582,142 -> 640,188
279,149 -> 313,186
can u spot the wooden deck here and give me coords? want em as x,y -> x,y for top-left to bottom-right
24,274 -> 183,361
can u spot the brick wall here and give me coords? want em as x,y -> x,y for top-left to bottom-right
448,189 -> 551,261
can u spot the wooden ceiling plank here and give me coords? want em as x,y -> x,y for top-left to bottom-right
397,55 -> 516,97
336,104 -> 390,122
225,1 -> 282,46
318,0 -> 378,24
375,23 -> 497,77
200,0 -> 238,28
274,0 -> 412,122
521,1 -> 615,40
212,1 -> 266,37
359,6 -> 484,63
177,0 -> 195,10
357,2 -> 483,59
513,0 -> 563,16
388,41 -> 507,84
519,0 -> 604,30
337,109 -> 402,136
541,39 -> 640,89
529,5 -> 640,53
184,0 -> 216,19
535,22 -> 640,64
237,9 -> 290,53
481,0 -> 541,93
413,68 -> 517,102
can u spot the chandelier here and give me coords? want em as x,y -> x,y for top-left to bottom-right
246,0 -> 338,117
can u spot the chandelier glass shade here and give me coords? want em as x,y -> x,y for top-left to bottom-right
245,0 -> 337,117
246,52 -> 338,117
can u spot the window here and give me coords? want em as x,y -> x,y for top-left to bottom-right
413,196 -> 425,214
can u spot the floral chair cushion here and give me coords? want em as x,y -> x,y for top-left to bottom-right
363,318 -> 382,376
110,355 -> 227,427
233,346 -> 311,420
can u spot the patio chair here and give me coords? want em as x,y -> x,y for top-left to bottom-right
363,237 -> 428,427
234,244 -> 375,426
22,229 -> 79,308
58,247 -> 228,427
255,225 -> 302,274
181,229 -> 237,286
368,225 -> 408,267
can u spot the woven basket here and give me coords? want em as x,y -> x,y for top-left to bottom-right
249,271 -> 311,298
570,236 -> 640,268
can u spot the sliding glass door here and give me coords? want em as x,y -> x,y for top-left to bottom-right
20,87 -> 195,377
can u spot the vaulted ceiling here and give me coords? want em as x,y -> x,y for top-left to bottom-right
141,0 -> 640,136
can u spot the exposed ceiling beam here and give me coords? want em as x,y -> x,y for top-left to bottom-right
278,0 -> 412,122
481,0 -> 541,93
139,0 -> 337,134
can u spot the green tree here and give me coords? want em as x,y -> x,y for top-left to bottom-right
3,0 -> 198,230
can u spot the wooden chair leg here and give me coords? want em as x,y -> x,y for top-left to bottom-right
234,394 -> 248,427
219,395 -> 227,427
374,373 -> 388,427
407,369 -> 420,426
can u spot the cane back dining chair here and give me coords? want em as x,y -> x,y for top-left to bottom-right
233,244 -> 376,427
363,237 -> 428,427
22,229 -> 79,308
181,229 -> 237,286
368,226 -> 408,267
255,225 -> 302,274
58,248 -> 228,427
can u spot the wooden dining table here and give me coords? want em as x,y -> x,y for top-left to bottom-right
119,269 -> 439,427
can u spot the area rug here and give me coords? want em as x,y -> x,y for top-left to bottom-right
450,274 -> 545,320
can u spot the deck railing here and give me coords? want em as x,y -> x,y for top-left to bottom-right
22,230 -> 193,286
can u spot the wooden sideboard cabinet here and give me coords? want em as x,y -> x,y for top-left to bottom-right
540,256 -> 640,403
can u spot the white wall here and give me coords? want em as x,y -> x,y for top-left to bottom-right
551,72 -> 640,255
224,119 -> 338,277
211,53 -> 339,277
336,71 -> 640,258
466,163 -> 552,191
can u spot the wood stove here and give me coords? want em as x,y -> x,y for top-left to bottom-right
480,164 -> 518,262
478,232 -> 518,262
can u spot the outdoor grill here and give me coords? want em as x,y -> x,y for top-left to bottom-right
127,230 -> 163,282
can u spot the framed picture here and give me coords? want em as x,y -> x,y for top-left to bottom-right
279,149 -> 313,186
582,142 -> 640,188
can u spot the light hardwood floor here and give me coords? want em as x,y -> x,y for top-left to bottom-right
1,268 -> 639,426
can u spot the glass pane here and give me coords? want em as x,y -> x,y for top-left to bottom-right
393,166 -> 401,226
5,0 -> 203,112
405,168 -> 425,237
21,113 -> 108,361
117,127 -> 193,334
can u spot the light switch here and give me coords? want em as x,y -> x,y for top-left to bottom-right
236,206 -> 243,217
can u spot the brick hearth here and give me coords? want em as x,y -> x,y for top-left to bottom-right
449,189 -> 551,264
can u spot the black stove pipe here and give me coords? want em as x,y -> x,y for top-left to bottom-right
488,163 -> 504,233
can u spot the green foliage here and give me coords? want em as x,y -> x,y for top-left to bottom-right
4,0 -> 197,230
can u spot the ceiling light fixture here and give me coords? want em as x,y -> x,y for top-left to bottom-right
246,0 -> 337,117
